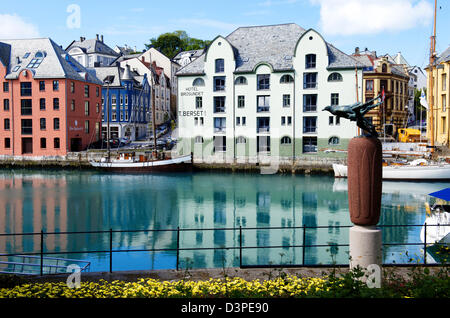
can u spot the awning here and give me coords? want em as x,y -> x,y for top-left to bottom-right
429,188 -> 450,201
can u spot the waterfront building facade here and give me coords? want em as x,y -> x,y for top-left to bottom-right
90,65 -> 151,141
426,46 -> 450,147
352,49 -> 410,137
66,35 -> 120,68
176,24 -> 363,163
0,38 -> 102,157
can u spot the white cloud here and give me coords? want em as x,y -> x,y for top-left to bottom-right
259,0 -> 299,6
310,0 -> 433,35
0,14 -> 40,39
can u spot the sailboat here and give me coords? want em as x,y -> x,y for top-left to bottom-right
89,69 -> 192,173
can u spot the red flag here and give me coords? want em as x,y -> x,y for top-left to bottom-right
381,88 -> 385,103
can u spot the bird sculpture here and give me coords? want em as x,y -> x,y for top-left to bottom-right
323,94 -> 385,137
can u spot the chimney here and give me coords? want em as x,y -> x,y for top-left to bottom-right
101,35 -> 104,43
80,37 -> 84,42
96,34 -> 99,41
141,56 -> 145,63
355,47 -> 360,55
16,57 -> 20,64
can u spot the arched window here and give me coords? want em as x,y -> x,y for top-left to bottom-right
281,136 -> 292,145
382,63 -> 387,73
328,136 -> 340,145
328,72 -> 343,82
235,76 -> 247,85
192,78 -> 205,86
280,74 -> 294,83
194,136 -> 204,144
236,136 -> 247,144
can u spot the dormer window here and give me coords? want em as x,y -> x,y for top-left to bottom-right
382,63 -> 387,73
305,54 -> 316,69
328,72 -> 343,82
280,74 -> 294,83
215,59 -> 224,73
192,78 -> 205,86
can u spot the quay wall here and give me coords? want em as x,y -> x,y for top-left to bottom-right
0,151 -> 346,174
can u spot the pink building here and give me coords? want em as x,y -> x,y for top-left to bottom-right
0,38 -> 102,157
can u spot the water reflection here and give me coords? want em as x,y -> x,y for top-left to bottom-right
0,170 -> 448,272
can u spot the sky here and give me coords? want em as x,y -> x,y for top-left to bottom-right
0,0 -> 449,69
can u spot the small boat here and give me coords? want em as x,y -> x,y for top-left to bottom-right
420,188 -> 450,263
90,152 -> 192,173
332,159 -> 450,181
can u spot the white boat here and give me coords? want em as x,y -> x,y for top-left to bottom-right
420,205 -> 450,246
332,159 -> 450,181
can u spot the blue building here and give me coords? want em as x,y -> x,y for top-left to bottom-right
90,65 -> 151,141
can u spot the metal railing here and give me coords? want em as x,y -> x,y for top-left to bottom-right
0,223 -> 448,276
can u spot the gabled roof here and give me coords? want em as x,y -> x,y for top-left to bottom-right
67,38 -> 119,57
0,38 -> 102,84
0,42 -> 11,67
177,23 -> 363,76
89,65 -> 146,88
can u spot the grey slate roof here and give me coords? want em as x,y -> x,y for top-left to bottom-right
89,65 -> 145,88
176,23 -> 364,76
67,38 -> 119,57
436,46 -> 450,64
0,38 -> 102,84
0,42 -> 11,67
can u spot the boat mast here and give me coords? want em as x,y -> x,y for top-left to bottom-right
429,0 -> 437,152
149,57 -> 157,156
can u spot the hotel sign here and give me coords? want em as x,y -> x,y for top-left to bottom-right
180,87 -> 204,97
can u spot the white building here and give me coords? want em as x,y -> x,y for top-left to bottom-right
66,35 -> 119,68
176,24 -> 363,163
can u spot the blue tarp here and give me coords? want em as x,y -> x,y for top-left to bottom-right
429,188 -> 450,201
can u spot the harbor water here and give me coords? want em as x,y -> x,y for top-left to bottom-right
0,169 -> 447,273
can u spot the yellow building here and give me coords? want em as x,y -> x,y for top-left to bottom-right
426,46 -> 450,147
352,50 -> 410,137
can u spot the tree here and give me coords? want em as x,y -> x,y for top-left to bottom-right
145,31 -> 210,59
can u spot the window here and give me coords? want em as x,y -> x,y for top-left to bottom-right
213,76 -> 225,91
238,95 -> 245,108
329,116 -> 334,125
331,93 -> 339,106
195,136 -> 204,144
336,116 -> 340,125
283,94 -> 290,107
53,98 -> 59,110
111,94 -> 117,106
3,99 -> 9,111
69,81 -> 74,93
305,54 -> 316,69
304,73 -> 317,89
287,116 -> 292,125
366,80 -> 374,91
96,87 -> 100,97
27,58 -> 43,68
443,95 -> 447,112
194,117 -> 198,126
21,119 -> 32,135
214,117 -> 226,133
40,138 -> 46,149
53,118 -> 60,130
328,136 -> 340,145
85,101 -> 90,116
236,117 -> 240,125
215,59 -> 224,73
4,138 -> 10,149
70,100 -> 75,111
236,136 -> 246,144
3,82 -> 9,92
303,94 -> 317,112
193,78 -> 205,86
257,96 -> 270,112
280,74 -> 294,83
257,117 -> 270,133
257,74 -> 270,90
214,96 -> 226,113
303,116 -> 317,133
328,73 -> 342,82
120,94 -> 124,106
21,99 -> 32,115
40,118 -> 46,130
85,120 -> 89,134
235,76 -> 247,85
84,85 -> 89,98
381,63 -> 387,73
39,81 -> 46,91
54,138 -> 60,149
53,80 -> 59,91
20,82 -> 32,96
281,136 -> 292,145
257,136 -> 270,152
281,116 -> 286,125
4,118 -> 10,130
195,96 -> 203,109
303,137 -> 317,153
213,136 -> 226,152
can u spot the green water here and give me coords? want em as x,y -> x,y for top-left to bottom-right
0,169 -> 447,272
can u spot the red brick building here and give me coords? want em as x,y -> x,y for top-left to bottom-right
0,38 -> 102,157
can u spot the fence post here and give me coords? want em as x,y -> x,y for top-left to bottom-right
109,228 -> 113,273
239,226 -> 242,268
423,223 -> 427,265
302,225 -> 306,266
40,230 -> 44,276
176,227 -> 180,271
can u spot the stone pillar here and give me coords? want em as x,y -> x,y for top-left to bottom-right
347,136 -> 383,278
